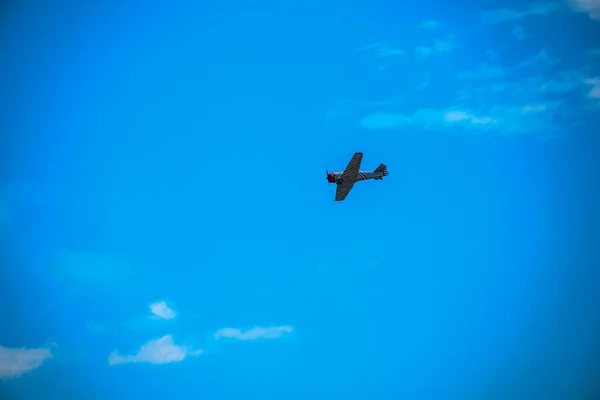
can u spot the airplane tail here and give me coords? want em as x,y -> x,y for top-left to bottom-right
374,163 -> 388,180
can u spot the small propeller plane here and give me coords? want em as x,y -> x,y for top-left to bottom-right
326,152 -> 388,201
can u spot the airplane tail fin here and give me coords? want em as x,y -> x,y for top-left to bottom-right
374,163 -> 388,179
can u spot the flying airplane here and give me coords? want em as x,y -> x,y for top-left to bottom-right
326,152 -> 388,201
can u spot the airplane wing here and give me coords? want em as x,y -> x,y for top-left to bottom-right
335,152 -> 363,201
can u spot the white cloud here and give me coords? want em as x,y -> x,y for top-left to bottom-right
568,0 -> 600,20
481,2 -> 561,24
360,108 -> 495,131
214,325 -> 294,341
444,110 -> 496,125
584,78 -> 600,98
443,110 -> 470,122
512,25 -> 529,40
417,20 -> 440,28
522,104 -> 548,113
150,301 -> 176,320
360,102 -> 568,135
108,335 -> 202,365
0,345 -> 53,379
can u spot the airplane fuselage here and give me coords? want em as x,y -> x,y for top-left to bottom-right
328,170 -> 385,184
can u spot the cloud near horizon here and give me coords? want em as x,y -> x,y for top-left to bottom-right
0,344 -> 54,379
214,325 -> 294,341
108,335 -> 202,365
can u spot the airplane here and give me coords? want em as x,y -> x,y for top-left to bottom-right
326,152 -> 388,201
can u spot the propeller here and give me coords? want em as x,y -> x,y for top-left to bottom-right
326,169 -> 329,179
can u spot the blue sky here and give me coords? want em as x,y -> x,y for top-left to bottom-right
1,0 -> 600,398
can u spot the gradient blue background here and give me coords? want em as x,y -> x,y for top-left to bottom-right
1,0 -> 600,399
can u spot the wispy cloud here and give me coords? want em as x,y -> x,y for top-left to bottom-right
482,8 -> 525,23
417,20 -> 440,29
150,301 -> 176,320
522,104 -> 548,113
344,3 -> 595,139
484,102 -> 564,135
481,2 -> 561,24
513,49 -> 560,71
584,78 -> 600,98
360,108 -> 496,131
445,110 -> 496,125
458,64 -> 505,80
415,36 -> 457,59
377,63 -> 390,72
86,321 -> 108,334
359,44 -> 405,58
460,53 -> 578,99
0,344 -> 54,379
355,38 -> 590,137
539,72 -> 585,94
360,101 -> 569,136
108,335 -> 202,365
528,2 -> 564,14
512,25 -> 529,40
214,325 -> 294,341
568,0 -> 600,20
452,49 -> 593,134
415,46 -> 433,58
361,112 -> 413,130
486,49 -> 500,61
